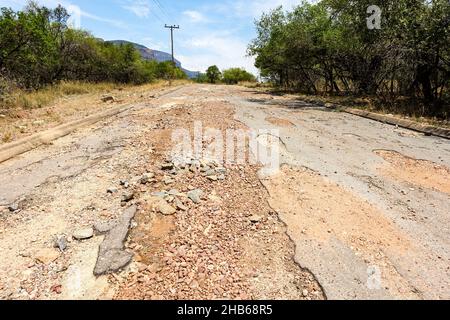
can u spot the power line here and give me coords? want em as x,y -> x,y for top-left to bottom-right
151,0 -> 170,21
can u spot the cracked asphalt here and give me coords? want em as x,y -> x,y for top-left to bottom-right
0,84 -> 448,300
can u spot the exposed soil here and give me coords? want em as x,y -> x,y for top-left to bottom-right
262,165 -> 421,299
376,150 -> 450,195
266,117 -> 295,127
114,92 -> 322,300
0,81 -> 186,145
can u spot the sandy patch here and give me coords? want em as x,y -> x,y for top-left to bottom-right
266,117 -> 295,127
263,165 -> 420,299
375,150 -> 450,195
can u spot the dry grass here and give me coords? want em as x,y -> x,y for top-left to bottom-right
0,80 -> 190,144
2,81 -> 139,111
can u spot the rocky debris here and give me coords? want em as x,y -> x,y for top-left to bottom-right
73,227 -> 94,240
53,235 -> 68,252
121,192 -> 135,203
156,201 -> 176,216
32,120 -> 45,126
187,189 -> 203,204
8,203 -> 20,212
120,180 -> 130,188
35,248 -> 59,265
50,284 -> 63,295
249,215 -> 263,223
140,172 -> 155,185
174,198 -> 188,211
94,206 -> 137,276
151,191 -> 168,198
163,176 -> 175,185
107,187 -> 118,194
207,175 -> 218,181
168,189 -> 180,196
94,220 -> 117,234
161,163 -> 174,171
101,95 -> 115,103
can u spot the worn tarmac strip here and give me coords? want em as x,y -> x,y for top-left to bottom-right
0,85 -> 184,164
342,108 -> 450,140
94,206 -> 138,276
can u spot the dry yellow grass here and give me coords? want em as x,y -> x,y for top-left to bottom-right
0,80 -> 190,144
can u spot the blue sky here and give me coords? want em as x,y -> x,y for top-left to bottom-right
0,0 -> 304,74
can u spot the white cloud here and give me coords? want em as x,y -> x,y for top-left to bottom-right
202,0 -> 304,20
0,0 -> 127,28
122,0 -> 150,18
233,0 -> 303,18
179,33 -> 256,74
182,10 -> 208,23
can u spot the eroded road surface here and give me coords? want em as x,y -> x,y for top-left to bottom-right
0,85 -> 449,300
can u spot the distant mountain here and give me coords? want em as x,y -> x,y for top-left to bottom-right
108,40 -> 199,79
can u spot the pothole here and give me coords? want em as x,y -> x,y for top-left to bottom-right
374,149 -> 450,194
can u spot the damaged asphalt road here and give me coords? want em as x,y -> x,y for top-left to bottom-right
0,84 -> 449,300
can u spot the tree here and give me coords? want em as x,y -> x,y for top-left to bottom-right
206,65 -> 221,84
222,68 -> 256,84
248,0 -> 450,118
0,1 -> 189,91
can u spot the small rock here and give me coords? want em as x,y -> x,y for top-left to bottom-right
107,187 -> 118,194
94,221 -> 116,234
249,215 -> 263,223
32,120 -> 45,126
218,174 -> 226,181
101,95 -> 115,103
187,189 -> 203,204
163,177 -> 175,185
53,235 -> 68,252
8,203 -> 19,212
174,198 -> 188,211
216,167 -> 227,174
35,248 -> 59,265
157,201 -> 176,216
168,189 -> 180,196
161,163 -> 174,171
122,192 -> 135,202
73,227 -> 94,240
207,175 -> 218,181
50,284 -> 62,294
140,172 -> 155,184
151,191 -> 167,198
120,180 -> 130,188
302,289 -> 309,297
201,166 -> 211,173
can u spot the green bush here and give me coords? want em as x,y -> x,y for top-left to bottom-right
248,0 -> 450,118
0,2 -> 187,90
222,68 -> 256,84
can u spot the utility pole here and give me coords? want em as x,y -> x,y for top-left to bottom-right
164,24 -> 180,66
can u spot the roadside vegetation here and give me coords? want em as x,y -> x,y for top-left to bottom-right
197,65 -> 257,85
248,0 -> 449,120
0,1 -> 187,114
0,80 -> 189,144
